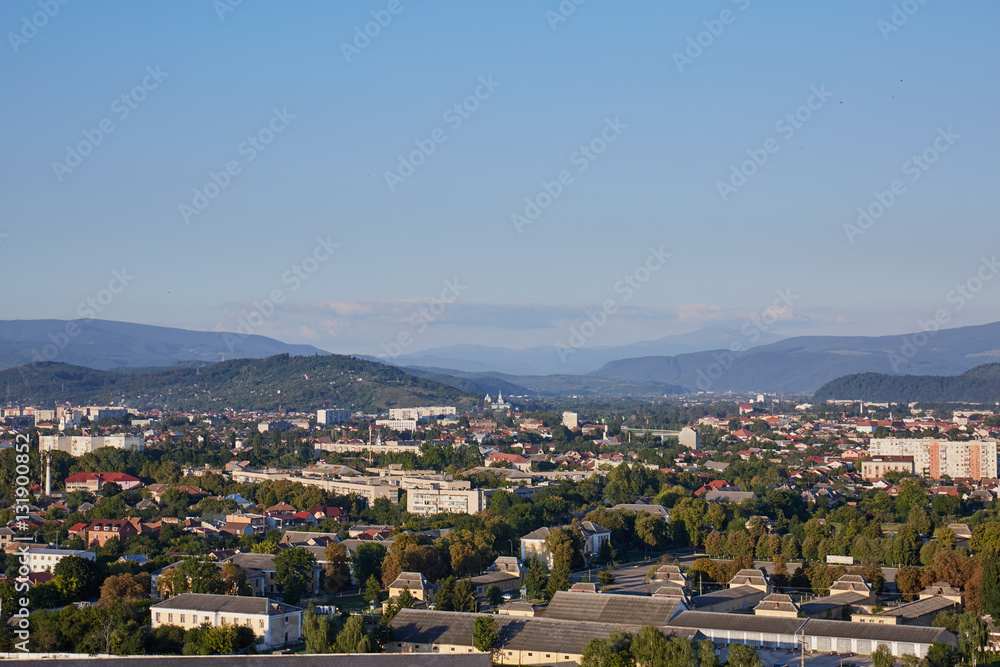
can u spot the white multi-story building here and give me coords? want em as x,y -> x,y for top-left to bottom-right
317,409 -> 351,425
150,593 -> 302,648
25,547 -> 96,573
406,482 -> 486,516
375,418 -> 418,430
387,406 -> 456,421
40,434 -> 144,456
869,438 -> 999,480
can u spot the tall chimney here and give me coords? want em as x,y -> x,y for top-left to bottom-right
45,454 -> 52,497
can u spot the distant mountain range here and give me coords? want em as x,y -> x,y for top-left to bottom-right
0,354 -> 474,412
3,318 -> 1000,400
813,363 -> 1000,404
589,321 -> 1000,394
383,326 -> 785,375
0,319 -> 327,371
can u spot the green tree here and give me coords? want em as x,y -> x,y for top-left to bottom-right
365,575 -> 383,607
598,567 -> 616,587
923,642 -> 956,667
630,625 -> 668,667
52,555 -> 100,600
547,555 -> 572,600
635,513 -> 670,552
397,585 -> 415,609
472,615 -> 500,659
453,578 -> 478,612
335,615 -> 372,653
726,642 -> 762,667
871,644 -> 893,667
273,547 -> 316,605
352,542 -> 387,585
485,584 -> 504,610
436,576 -> 457,611
525,555 -> 549,600
323,542 -> 352,592
581,630 -> 634,667
959,613 -> 989,667
981,550 -> 1000,617
302,604 -> 334,653
698,639 -> 721,667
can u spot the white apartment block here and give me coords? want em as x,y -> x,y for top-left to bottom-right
317,409 -> 351,425
40,434 -> 144,456
315,440 -> 422,455
151,593 -> 302,648
388,406 -> 456,420
25,547 -> 96,573
869,438 -> 999,480
407,485 -> 486,516
375,418 -> 418,430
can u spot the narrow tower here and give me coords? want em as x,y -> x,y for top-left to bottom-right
45,454 -> 52,496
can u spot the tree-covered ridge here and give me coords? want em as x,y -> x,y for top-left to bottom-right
813,363 -> 1000,403
0,353 -> 476,411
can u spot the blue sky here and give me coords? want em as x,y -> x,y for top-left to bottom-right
2,0 -> 998,356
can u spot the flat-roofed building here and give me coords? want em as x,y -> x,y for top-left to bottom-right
24,547 -> 96,573
861,455 -> 915,480
150,593 -> 302,648
869,438 -> 999,480
388,406 -> 456,420
407,485 -> 486,516
317,409 -> 351,425
40,434 -> 144,456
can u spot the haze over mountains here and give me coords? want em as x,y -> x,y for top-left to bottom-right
2,319 -> 1000,398
384,326 -> 787,375
0,319 -> 326,371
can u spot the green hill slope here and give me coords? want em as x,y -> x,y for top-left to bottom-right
812,363 -> 1000,403
1,354 -> 476,412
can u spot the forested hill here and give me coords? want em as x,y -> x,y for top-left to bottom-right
0,354 -> 476,412
813,363 -> 1000,403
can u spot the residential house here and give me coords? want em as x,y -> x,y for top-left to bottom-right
150,593 -> 302,648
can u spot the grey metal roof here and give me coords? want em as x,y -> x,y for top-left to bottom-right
14,656 -> 488,667
391,608 -> 697,656
691,585 -> 762,606
669,611 -> 807,636
543,590 -> 683,625
799,592 -> 870,616
226,553 -> 277,571
802,619 -> 959,647
151,593 -> 300,616
877,596 -> 960,619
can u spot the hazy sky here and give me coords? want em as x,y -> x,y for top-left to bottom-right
3,0 -> 998,356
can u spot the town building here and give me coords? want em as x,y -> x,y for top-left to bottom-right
24,547 -> 96,573
388,406 -> 456,420
65,471 -> 142,493
317,409 -> 351,425
869,438 -> 999,480
861,455 -> 915,480
85,518 -> 142,547
406,482 -> 487,516
520,522 -> 610,567
389,608 -> 696,664
150,593 -> 302,648
40,434 -> 144,456
690,569 -> 772,613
